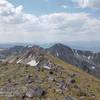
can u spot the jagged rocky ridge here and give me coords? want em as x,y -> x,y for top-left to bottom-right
1,43 -> 100,79
0,44 -> 100,99
46,43 -> 100,79
5,46 -> 56,70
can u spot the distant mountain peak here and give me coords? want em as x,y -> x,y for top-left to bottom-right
50,43 -> 71,48
0,43 -> 100,79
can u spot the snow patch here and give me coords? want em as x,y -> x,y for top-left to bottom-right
88,56 -> 91,60
91,66 -> 95,70
27,60 -> 39,66
43,66 -> 51,70
75,50 -> 79,56
28,44 -> 33,48
56,51 -> 59,57
17,59 -> 22,64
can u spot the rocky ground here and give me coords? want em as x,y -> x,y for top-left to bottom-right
1,44 -> 100,79
0,55 -> 100,100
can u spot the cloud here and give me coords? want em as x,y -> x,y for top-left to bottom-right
78,0 -> 89,8
61,5 -> 68,9
65,0 -> 89,8
0,0 -> 100,43
88,0 -> 100,10
76,0 -> 100,10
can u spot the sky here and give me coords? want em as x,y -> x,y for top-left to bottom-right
0,0 -> 100,44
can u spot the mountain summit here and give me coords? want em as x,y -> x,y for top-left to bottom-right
0,45 -> 100,100
47,43 -> 100,79
0,43 -> 100,79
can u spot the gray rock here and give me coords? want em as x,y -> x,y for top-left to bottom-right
25,75 -> 33,84
26,87 -> 45,98
65,96 -> 77,100
7,96 -> 14,100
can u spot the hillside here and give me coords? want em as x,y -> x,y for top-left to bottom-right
47,43 -> 100,79
1,43 -> 100,79
0,54 -> 100,100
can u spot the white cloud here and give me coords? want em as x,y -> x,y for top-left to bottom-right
88,0 -> 100,9
77,0 -> 100,9
78,0 -> 89,8
69,0 -> 89,8
0,0 -> 100,43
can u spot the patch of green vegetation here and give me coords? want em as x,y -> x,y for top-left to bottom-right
0,56 -> 100,100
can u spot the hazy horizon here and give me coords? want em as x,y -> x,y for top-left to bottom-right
0,41 -> 100,52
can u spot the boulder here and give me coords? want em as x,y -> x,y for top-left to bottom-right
7,96 -> 14,100
26,87 -> 45,98
25,75 -> 33,84
65,96 -> 77,100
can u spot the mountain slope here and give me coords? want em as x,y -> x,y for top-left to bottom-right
0,46 -> 29,59
47,43 -> 100,79
0,54 -> 100,100
1,44 -> 100,79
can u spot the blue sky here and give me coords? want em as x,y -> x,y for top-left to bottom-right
0,0 -> 100,44
7,0 -> 91,14
8,0 -> 98,15
8,0 -> 78,15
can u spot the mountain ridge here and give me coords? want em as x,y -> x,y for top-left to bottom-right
0,52 -> 100,100
46,43 -> 100,79
0,43 -> 100,79
0,43 -> 100,99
